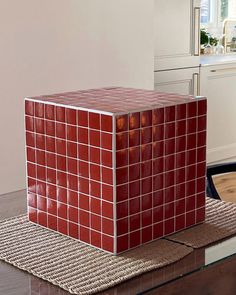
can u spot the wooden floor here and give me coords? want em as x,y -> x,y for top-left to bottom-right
213,172 -> 236,203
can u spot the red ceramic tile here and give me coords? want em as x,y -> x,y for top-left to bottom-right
186,180 -> 196,197
38,211 -> 47,227
165,138 -> 175,155
164,202 -> 174,219
153,125 -> 164,141
79,177 -> 89,194
165,186 -> 175,203
153,108 -> 164,125
37,181 -> 46,196
130,230 -> 141,248
78,144 -> 88,161
46,183 -> 56,200
186,165 -> 196,181
141,127 -> 152,144
47,199 -> 57,215
102,167 -> 113,185
141,110 -> 152,127
116,150 -> 128,168
26,132 -> 35,147
90,147 -> 100,164
78,194 -> 89,211
57,186 -> 67,203
25,100 -> 34,116
164,218 -> 174,235
165,170 -> 175,187
28,193 -> 37,208
198,99 -> 207,116
27,147 -> 35,163
116,167 -> 127,185
117,235 -> 128,253
176,104 -> 186,120
117,218 -> 128,236
89,130 -> 100,147
142,177 -> 152,194
68,206 -> 78,223
153,206 -> 163,223
102,218 -> 113,235
80,226 -> 90,243
176,199 -> 186,215
78,160 -> 89,178
67,125 -> 77,142
101,132 -> 112,150
197,192 -> 205,208
197,177 -> 206,192
153,141 -> 164,158
116,132 -> 128,150
28,207 -> 37,223
129,112 -> 140,130
186,211 -> 195,227
45,137 -> 55,153
102,235 -> 114,253
56,139 -> 67,156
129,130 -> 140,147
66,108 -> 77,125
79,210 -> 90,227
116,201 -> 128,219
67,158 -> 77,175
197,131 -> 207,147
129,146 -> 140,165
142,210 -> 152,227
91,214 -> 101,231
187,101 -> 197,118
175,215 -> 185,231
68,174 -> 78,191
35,118 -> 45,134
37,165 -> 46,181
58,218 -> 68,235
116,184 -> 128,202
141,144 -> 152,161
165,122 -> 175,139
142,225 -> 152,243
176,167 -> 186,185
56,122 -> 66,139
153,222 -> 163,239
187,118 -> 197,134
90,181 -> 101,198
196,207 -> 205,223
57,155 -> 66,171
129,164 -> 140,182
116,115 -> 128,133
129,197 -> 140,215
130,214 -> 141,232
101,115 -> 113,132
77,127 -> 88,144
142,161 -> 152,178
186,195 -> 195,211
153,174 -> 164,191
28,178 -> 36,193
102,201 -> 114,219
89,112 -> 100,130
78,110 -> 88,127
48,215 -> 57,231
198,115 -> 207,131
47,168 -> 56,184
176,120 -> 186,137
165,154 -> 174,172
90,164 -> 100,181
56,171 -> 67,188
56,106 -> 66,122
165,106 -> 175,122
176,136 -> 186,153
187,134 -> 197,150
91,230 -> 101,248
45,104 -> 55,120
102,150 -> 113,167
68,190 -> 78,207
35,102 -> 44,118
142,193 -> 152,211
69,222 -> 79,239
197,147 -> 206,163
129,180 -> 140,198
153,190 -> 164,207
102,184 -> 113,202
35,134 -> 45,150
25,116 -> 35,132
27,162 -> 36,178
186,149 -> 196,166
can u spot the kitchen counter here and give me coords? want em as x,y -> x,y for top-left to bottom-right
201,54 -> 236,66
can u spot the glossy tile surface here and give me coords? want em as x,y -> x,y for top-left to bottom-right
25,87 -> 207,254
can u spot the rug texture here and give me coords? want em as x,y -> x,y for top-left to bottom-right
167,198 -> 236,248
0,215 -> 192,295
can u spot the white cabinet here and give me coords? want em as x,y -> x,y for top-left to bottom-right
200,63 -> 236,163
154,67 -> 200,96
154,0 -> 201,70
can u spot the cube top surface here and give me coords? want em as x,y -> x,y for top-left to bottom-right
26,87 -> 203,115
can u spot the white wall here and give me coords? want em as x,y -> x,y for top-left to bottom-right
0,0 -> 154,195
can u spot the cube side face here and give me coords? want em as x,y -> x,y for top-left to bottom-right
115,99 -> 207,254
25,99 -> 116,253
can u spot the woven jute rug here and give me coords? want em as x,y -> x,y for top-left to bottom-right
168,198 -> 236,248
0,215 -> 192,295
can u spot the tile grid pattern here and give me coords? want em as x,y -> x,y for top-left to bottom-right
25,87 -> 207,254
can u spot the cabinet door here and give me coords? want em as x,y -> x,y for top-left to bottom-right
154,0 -> 201,70
200,64 -> 236,163
154,67 -> 200,96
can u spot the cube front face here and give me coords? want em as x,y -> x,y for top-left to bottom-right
25,88 -> 207,254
